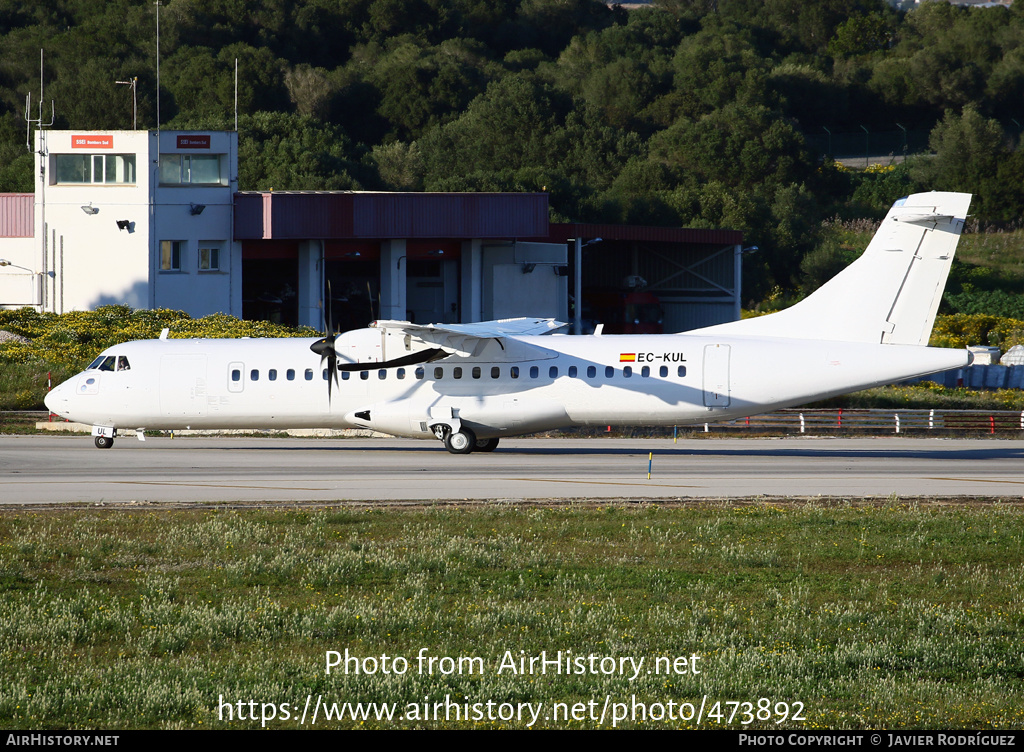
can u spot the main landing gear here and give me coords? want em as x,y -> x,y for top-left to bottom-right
474,437 -> 500,452
444,428 -> 475,454
434,424 -> 500,454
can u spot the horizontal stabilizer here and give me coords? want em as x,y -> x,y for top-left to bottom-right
893,213 -> 954,225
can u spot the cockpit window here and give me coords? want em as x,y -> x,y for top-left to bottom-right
96,356 -> 116,371
87,355 -> 106,370
117,356 -> 131,371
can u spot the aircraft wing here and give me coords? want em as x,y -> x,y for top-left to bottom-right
369,317 -> 567,358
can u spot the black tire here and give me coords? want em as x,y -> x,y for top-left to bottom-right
474,437 -> 499,452
444,428 -> 476,454
94,435 -> 114,449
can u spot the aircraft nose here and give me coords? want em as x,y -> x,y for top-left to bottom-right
44,381 -> 68,415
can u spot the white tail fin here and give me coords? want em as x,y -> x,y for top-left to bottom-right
693,191 -> 971,345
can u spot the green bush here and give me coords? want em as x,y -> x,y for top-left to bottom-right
0,307 -> 319,410
930,313 -> 1024,349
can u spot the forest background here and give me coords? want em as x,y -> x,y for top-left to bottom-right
1,0 -> 1024,311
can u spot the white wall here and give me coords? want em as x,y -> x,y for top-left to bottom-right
24,129 -> 239,317
0,237 -> 42,309
483,241 -> 568,321
35,130 -> 153,312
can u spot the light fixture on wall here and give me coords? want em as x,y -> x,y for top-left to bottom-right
116,220 -> 132,232
521,263 -> 536,274
189,203 -> 206,216
81,204 -> 99,216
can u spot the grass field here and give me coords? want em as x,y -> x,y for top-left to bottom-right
1,501 -> 1021,729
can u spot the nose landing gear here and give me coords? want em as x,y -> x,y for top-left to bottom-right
92,426 -> 116,449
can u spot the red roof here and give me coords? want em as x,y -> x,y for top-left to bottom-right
234,191 -> 550,240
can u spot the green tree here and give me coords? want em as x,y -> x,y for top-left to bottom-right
237,111 -> 368,191
420,72 -> 569,184
911,107 -> 1006,217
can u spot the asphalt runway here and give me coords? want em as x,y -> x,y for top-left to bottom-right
2,434 -> 1023,505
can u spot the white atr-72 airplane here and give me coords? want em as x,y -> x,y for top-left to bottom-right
46,192 -> 972,453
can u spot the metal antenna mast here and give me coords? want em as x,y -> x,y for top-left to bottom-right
116,77 -> 138,129
24,49 -> 54,151
155,1 -> 161,131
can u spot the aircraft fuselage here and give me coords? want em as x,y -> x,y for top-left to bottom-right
45,332 -> 970,442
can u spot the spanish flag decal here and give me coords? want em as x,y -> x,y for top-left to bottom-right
619,353 -> 636,362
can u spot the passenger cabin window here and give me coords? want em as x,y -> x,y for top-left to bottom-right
360,371 -> 369,380
453,367 -> 463,380
491,367 -> 500,379
268,369 -> 277,381
472,367 -> 481,379
378,370 -> 386,379
568,366 -> 577,378
287,369 -> 295,381
623,366 -> 632,378
415,367 -> 425,380
434,367 -> 443,379
342,372 -> 350,381
678,366 -> 687,377
305,369 -> 313,381
397,368 -> 406,379
587,366 -> 596,378
530,366 -> 539,379
231,369 -> 241,382
250,369 -> 259,381
549,366 -> 558,378
510,366 -> 519,379
605,366 -> 614,378
641,366 -> 650,377
660,366 -> 668,378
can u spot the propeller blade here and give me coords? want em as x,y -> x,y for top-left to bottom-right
312,280 -> 341,404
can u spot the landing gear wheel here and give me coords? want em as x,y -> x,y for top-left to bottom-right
94,435 -> 114,449
444,428 -> 476,454
474,437 -> 499,452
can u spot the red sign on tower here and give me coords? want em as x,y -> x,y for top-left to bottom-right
176,135 -> 211,149
72,135 -> 113,149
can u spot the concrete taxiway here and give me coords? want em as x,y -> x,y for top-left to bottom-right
1,435 -> 1023,504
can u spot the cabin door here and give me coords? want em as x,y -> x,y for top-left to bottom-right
159,355 -> 209,418
702,344 -> 731,407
